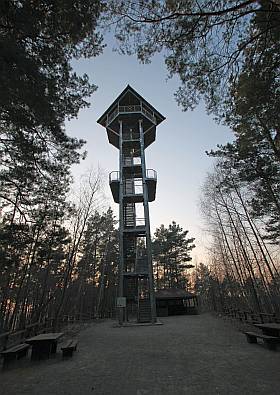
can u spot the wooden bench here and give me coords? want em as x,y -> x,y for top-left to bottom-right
245,317 -> 259,325
61,339 -> 78,357
244,331 -> 279,350
0,343 -> 30,367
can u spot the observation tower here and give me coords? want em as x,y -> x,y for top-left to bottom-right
97,85 -> 165,324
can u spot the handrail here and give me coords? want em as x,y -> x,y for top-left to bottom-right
109,170 -> 157,183
107,107 -> 119,125
221,307 -> 280,324
146,169 -> 157,180
119,105 -> 141,113
142,107 -> 156,123
124,217 -> 146,228
106,104 -> 157,127
109,171 -> 120,183
135,218 -> 146,227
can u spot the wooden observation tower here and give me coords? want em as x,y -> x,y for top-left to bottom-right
97,85 -> 165,324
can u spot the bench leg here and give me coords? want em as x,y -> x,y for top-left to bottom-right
264,340 -> 277,351
31,343 -> 52,360
246,335 -> 257,344
51,342 -> 57,354
2,354 -> 16,369
62,349 -> 74,358
17,348 -> 28,360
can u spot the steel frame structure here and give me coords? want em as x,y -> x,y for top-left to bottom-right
97,85 -> 165,324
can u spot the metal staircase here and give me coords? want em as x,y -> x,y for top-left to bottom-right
124,277 -> 138,301
138,299 -> 152,323
124,178 -> 134,195
136,256 -> 148,274
138,277 -> 152,322
124,203 -> 136,228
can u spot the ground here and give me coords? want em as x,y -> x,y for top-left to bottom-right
1,313 -> 280,395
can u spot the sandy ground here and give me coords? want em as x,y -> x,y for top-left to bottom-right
1,313 -> 280,395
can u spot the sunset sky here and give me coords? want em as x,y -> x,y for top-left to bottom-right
66,39 -> 233,262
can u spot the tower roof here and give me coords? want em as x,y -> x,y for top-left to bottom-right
97,84 -> 165,127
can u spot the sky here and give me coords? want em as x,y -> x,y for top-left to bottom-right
66,40 -> 233,263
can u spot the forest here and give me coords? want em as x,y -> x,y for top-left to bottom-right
1,1 -> 280,334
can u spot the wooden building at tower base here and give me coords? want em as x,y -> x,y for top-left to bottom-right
155,289 -> 198,317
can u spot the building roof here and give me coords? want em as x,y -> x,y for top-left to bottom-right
155,288 -> 195,300
97,84 -> 166,126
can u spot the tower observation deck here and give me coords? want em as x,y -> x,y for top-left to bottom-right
97,85 -> 165,324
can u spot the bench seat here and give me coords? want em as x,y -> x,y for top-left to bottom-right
244,331 -> 279,350
244,319 -> 259,325
61,339 -> 78,357
0,343 -> 30,367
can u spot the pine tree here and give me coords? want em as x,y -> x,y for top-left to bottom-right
153,221 -> 195,289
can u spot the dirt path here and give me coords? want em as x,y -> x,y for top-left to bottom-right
1,313 -> 280,394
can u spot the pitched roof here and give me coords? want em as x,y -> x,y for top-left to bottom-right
97,84 -> 165,126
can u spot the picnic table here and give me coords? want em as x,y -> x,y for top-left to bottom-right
25,332 -> 64,360
254,323 -> 280,337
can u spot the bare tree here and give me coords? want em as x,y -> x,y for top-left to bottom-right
53,169 -> 104,328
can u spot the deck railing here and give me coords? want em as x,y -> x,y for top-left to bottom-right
119,105 -> 141,113
146,169 -> 157,180
106,104 -> 156,127
221,307 -> 280,324
107,107 -> 119,125
0,312 -> 97,351
0,319 -> 55,351
141,107 -> 156,123
109,169 -> 157,184
109,171 -> 119,183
